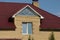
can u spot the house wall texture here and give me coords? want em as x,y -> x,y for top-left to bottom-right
15,16 -> 40,40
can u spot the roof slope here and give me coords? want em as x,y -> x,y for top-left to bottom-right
0,2 -> 60,30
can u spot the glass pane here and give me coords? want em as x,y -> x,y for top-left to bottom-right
28,23 -> 32,34
22,23 -> 27,34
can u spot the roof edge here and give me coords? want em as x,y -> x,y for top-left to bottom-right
12,5 -> 44,19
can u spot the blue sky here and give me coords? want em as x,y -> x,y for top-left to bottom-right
0,0 -> 60,17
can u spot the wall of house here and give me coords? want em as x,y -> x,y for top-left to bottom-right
15,16 -> 40,40
54,32 -> 60,40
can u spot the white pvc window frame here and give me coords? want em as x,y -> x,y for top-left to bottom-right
22,22 -> 32,35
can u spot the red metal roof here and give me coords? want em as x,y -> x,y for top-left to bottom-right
0,2 -> 60,30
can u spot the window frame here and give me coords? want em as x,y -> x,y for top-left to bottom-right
22,22 -> 32,35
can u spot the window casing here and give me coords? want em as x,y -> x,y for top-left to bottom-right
22,22 -> 32,35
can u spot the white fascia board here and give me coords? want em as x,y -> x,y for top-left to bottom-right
12,5 -> 44,19
12,5 -> 28,17
27,5 -> 44,19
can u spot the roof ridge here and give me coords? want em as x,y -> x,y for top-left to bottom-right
38,8 -> 60,18
0,2 -> 31,5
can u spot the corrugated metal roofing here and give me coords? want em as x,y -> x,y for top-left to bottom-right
0,2 -> 60,30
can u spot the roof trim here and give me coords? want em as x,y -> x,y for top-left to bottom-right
12,5 -> 44,19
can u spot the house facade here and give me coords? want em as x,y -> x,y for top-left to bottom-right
0,0 -> 60,40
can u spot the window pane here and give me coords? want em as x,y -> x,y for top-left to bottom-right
28,23 -> 32,34
22,23 -> 27,34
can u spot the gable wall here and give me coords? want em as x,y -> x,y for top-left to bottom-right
15,16 -> 40,40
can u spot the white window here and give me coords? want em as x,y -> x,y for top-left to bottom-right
22,22 -> 32,35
